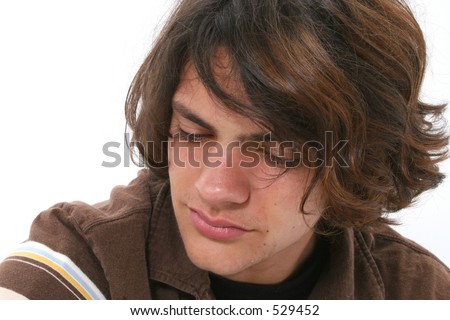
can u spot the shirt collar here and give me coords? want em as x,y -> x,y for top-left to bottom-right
309,227 -> 385,299
147,181 -> 213,299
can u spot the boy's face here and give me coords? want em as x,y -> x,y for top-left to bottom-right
168,60 -> 324,284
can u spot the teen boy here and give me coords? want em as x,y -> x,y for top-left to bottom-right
1,0 -> 449,299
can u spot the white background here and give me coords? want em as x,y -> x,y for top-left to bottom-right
0,0 -> 449,267
0,300 -> 447,319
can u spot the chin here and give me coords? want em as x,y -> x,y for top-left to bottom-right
192,258 -> 248,279
183,238 -> 256,277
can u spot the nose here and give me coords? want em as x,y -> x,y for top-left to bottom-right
194,148 -> 250,207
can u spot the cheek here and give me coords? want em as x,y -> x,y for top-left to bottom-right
266,209 -> 306,239
260,210 -> 318,261
168,141 -> 203,170
168,144 -> 201,202
260,176 -> 321,239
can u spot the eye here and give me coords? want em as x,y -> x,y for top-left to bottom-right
262,150 -> 288,166
259,142 -> 302,168
177,128 -> 210,142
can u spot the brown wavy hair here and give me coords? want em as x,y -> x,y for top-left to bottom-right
125,0 -> 448,230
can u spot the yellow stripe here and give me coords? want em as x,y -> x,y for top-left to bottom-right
8,251 -> 93,300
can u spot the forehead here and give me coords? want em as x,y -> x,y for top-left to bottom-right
172,60 -> 267,136
176,50 -> 244,97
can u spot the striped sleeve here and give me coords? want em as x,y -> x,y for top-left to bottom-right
0,204 -> 110,300
2,241 -> 105,300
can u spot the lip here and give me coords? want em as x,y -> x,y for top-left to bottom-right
189,207 -> 250,241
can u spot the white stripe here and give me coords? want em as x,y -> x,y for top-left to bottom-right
13,241 -> 106,300
5,258 -> 82,300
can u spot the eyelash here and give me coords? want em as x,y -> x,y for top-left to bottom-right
260,148 -> 294,167
259,144 -> 301,167
176,128 -> 210,142
263,152 -> 286,165
172,128 -> 296,167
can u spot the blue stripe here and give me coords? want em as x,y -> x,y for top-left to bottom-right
14,244 -> 102,300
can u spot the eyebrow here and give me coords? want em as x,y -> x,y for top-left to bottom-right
171,100 -> 271,142
172,101 -> 215,131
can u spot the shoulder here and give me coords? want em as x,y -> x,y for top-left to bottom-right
0,170 -> 171,300
26,169 -> 169,259
59,169 -> 168,231
358,225 -> 450,299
